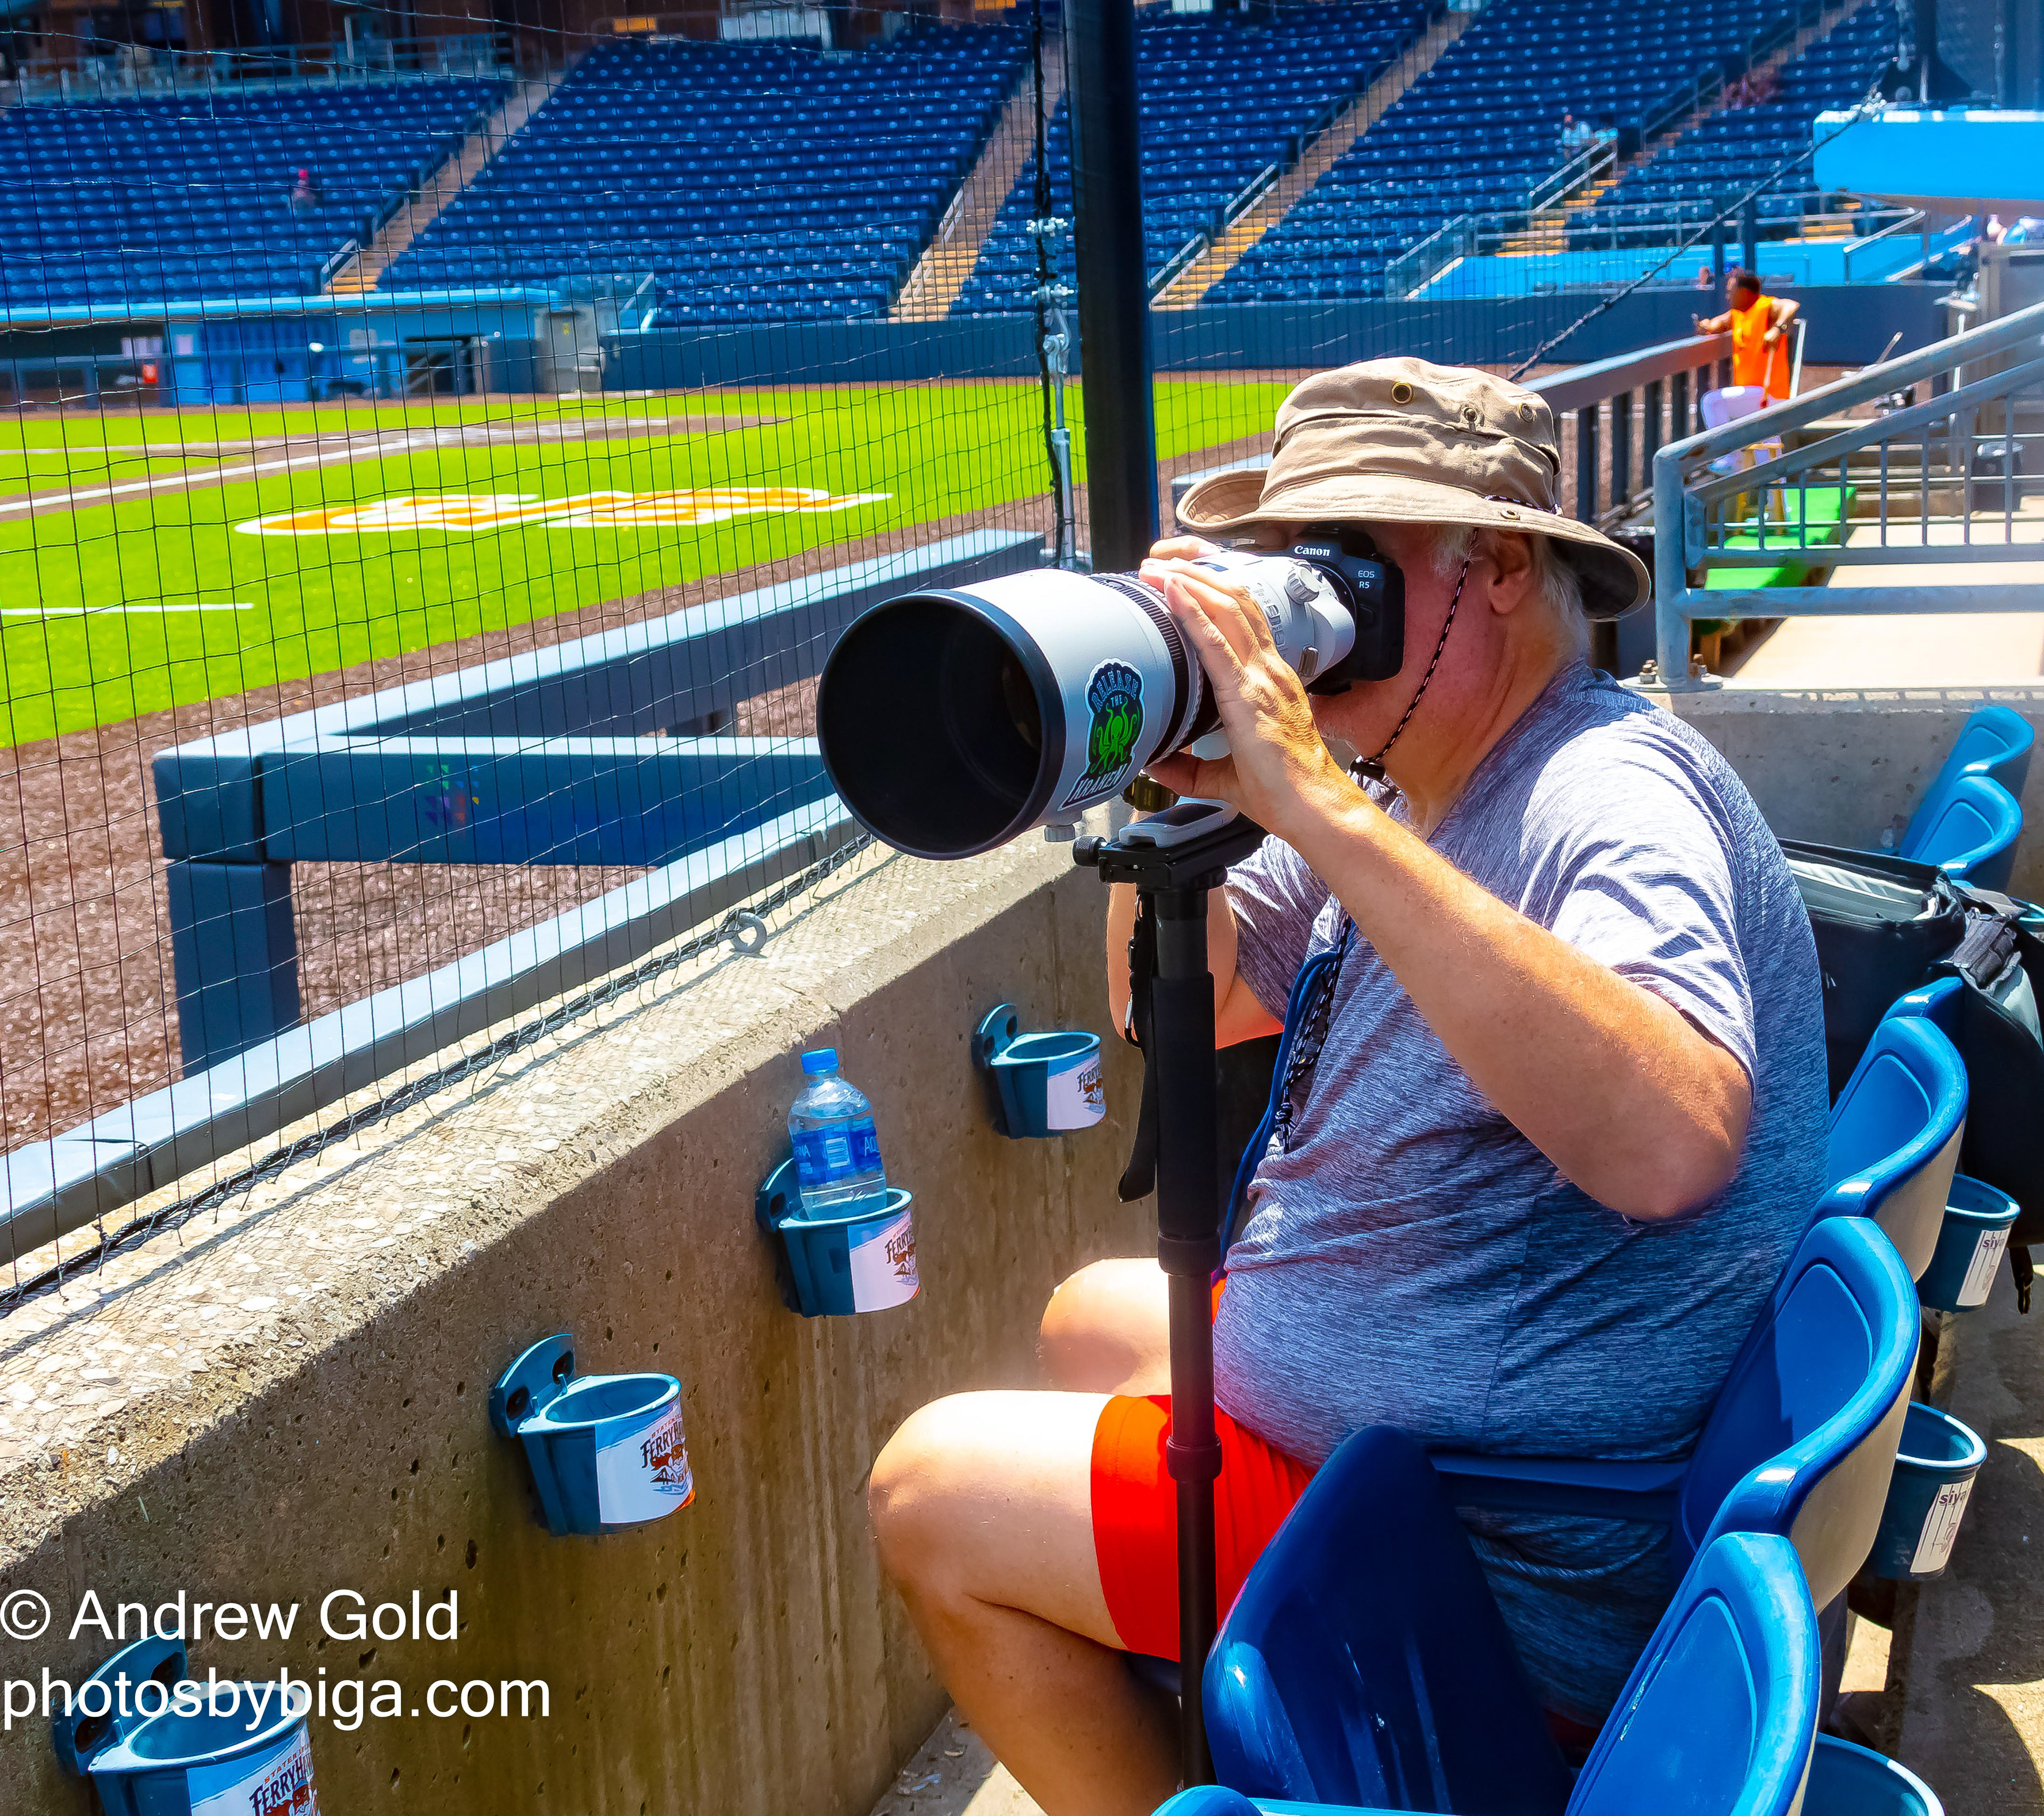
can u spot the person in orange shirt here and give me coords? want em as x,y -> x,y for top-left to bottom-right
1694,268 -> 1800,400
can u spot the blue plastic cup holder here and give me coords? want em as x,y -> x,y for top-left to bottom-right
1802,1734 -> 1944,1815
53,1635 -> 318,1816
756,1157 -> 918,1317
490,1333 -> 694,1537
974,1003 -> 1106,1139
1917,1173 -> 2019,1313
1868,1400 -> 1988,1581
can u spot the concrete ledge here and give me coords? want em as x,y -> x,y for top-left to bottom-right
4,683 -> 2040,1814
0,833 -> 1147,1815
1667,685 -> 2044,898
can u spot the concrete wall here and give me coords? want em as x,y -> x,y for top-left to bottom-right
0,839 -> 1148,1816
603,285 -> 1950,390
3,684 -> 2042,1816
1670,684 -> 2044,898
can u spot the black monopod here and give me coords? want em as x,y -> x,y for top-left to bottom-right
1074,797 -> 1264,1787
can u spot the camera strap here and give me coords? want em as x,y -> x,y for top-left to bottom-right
1356,551 -> 1471,781
1117,896 -> 1162,1204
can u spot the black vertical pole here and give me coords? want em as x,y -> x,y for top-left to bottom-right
1710,205 -> 1726,290
1741,194 -> 1759,280
1065,0 -> 1158,569
1150,887 -> 1221,1789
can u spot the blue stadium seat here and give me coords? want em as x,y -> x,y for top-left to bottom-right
1171,1529 -> 1820,1816
1899,705 -> 2034,863
0,79 -> 504,304
1201,1213 -> 1915,1807
1903,774 -> 2025,892
1819,1014 -> 1968,1279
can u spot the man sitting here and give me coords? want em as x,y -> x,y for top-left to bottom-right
868,359 -> 1827,1816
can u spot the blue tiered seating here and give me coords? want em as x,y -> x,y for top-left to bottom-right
1583,4 -> 1898,242
381,30 -> 1025,323
950,1 -> 1428,317
0,80 -> 505,308
1211,0 -> 1802,304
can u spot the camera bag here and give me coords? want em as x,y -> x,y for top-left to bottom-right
1785,839 -> 2044,1306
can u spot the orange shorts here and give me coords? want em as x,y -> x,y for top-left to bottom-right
1089,1282 -> 1315,1657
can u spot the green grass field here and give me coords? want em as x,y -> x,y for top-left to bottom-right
0,379 -> 1287,747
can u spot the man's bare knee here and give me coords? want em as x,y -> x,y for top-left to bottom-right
869,1397 -> 981,1598
1039,1258 -> 1168,1393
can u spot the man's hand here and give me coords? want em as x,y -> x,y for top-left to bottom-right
1135,554 -> 1353,843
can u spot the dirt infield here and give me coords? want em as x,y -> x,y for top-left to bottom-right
0,427 -> 1287,1168
0,427 -> 1274,1166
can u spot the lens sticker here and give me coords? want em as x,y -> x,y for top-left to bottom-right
1059,661 -> 1145,810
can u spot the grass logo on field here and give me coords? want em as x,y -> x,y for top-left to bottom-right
1060,661 -> 1144,810
234,488 -> 892,536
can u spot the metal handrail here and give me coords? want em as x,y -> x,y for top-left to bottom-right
1648,296 -> 2044,688
1525,137 -> 1616,215
1386,211 -> 1472,298
3,32 -> 523,102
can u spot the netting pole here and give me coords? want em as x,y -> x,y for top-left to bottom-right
1030,0 -> 1077,568
1064,0 -> 1157,569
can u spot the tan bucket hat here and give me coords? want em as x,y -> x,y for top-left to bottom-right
1175,357 -> 1649,620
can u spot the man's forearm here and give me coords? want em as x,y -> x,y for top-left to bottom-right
1281,789 -> 1751,1219
1104,881 -> 1276,1049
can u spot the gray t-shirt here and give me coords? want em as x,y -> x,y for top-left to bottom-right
1216,661 -> 1827,1724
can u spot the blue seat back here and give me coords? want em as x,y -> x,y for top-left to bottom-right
1568,1532 -> 1818,1816
1675,1217 -> 1916,1611
1903,773 -> 2023,891
1205,1426 -> 1574,1814
1820,1014 -> 1967,1276
1171,1534 -> 1819,1816
1900,705 -> 2032,859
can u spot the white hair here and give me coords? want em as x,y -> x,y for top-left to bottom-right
1432,526 -> 1588,654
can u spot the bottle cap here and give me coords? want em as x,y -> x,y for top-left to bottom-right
801,1048 -> 838,1075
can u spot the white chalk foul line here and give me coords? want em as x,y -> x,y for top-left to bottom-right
0,604 -> 257,616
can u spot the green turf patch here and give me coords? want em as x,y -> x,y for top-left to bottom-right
1703,484 -> 1854,591
0,377 -> 1289,746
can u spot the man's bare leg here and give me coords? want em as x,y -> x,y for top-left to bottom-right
868,1388 -> 1177,1816
1038,1259 -> 1173,1394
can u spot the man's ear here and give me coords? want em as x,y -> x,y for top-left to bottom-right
1479,531 -> 1539,615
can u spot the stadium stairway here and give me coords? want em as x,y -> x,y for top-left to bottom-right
326,69 -> 565,295
1151,4 -> 1470,312
1579,0 -> 1893,247
1210,0 -> 1812,307
892,40 -> 1056,322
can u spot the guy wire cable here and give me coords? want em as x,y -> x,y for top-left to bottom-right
1508,89 -> 1889,382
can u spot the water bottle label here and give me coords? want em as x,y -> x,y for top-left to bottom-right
794,1120 -> 880,1185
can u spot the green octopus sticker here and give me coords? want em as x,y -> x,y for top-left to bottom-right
1060,660 -> 1145,809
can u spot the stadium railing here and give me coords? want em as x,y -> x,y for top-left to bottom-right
1649,294 -> 2044,689
1382,139 -> 1617,300
1172,325 -> 1735,548
3,32 -> 527,102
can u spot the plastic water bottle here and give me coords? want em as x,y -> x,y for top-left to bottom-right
789,1048 -> 887,1215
